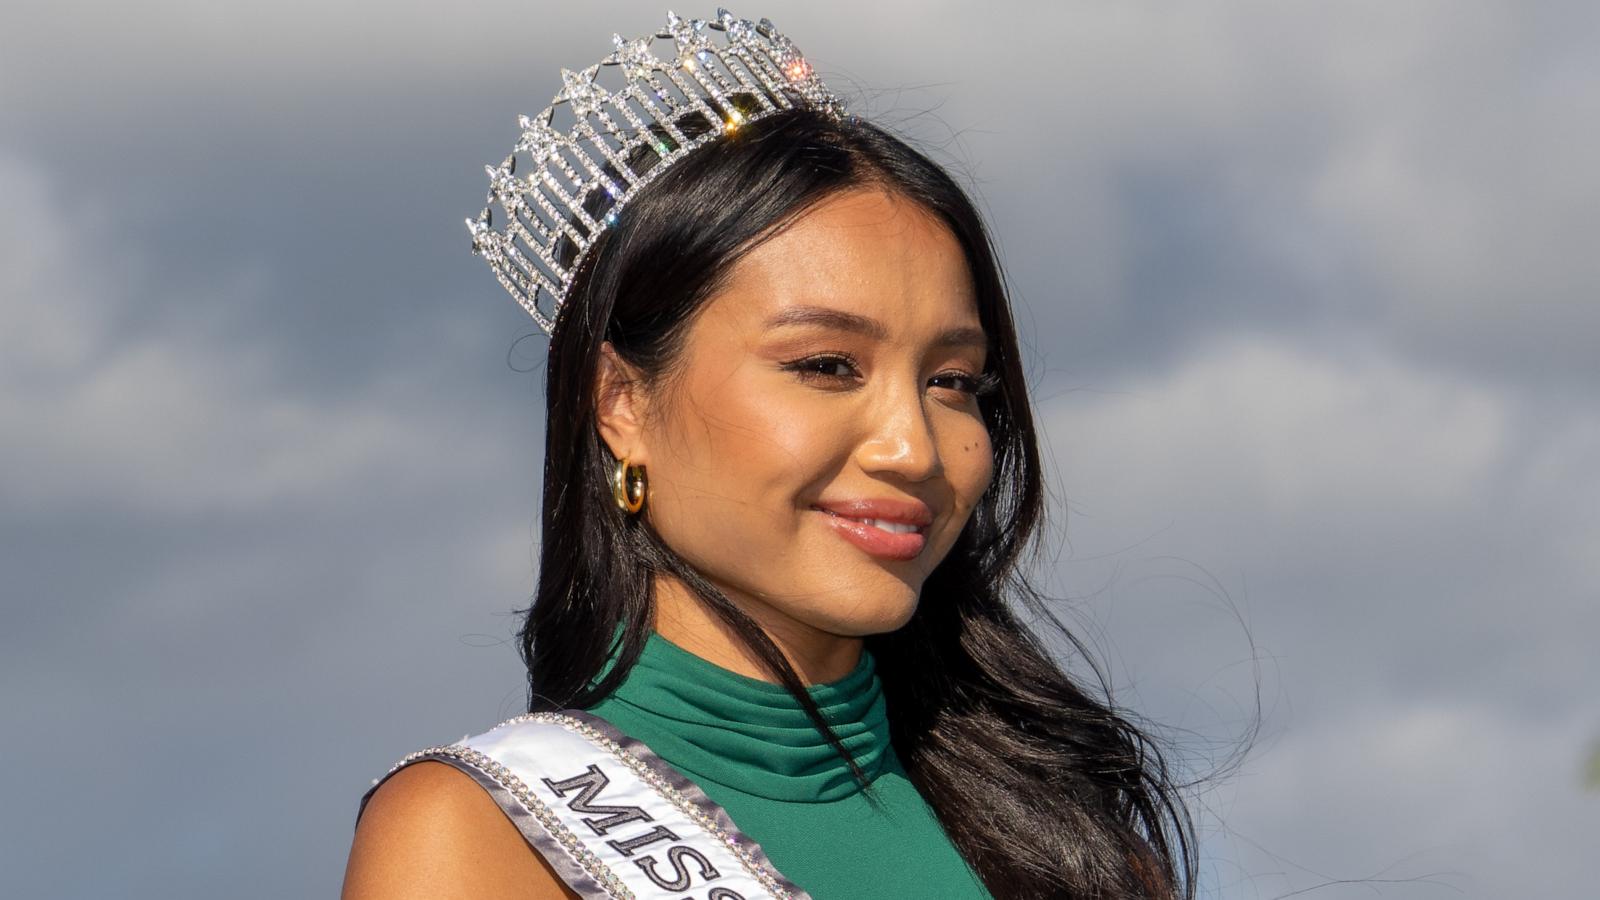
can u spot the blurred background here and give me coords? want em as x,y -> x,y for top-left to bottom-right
3,1 -> 1595,897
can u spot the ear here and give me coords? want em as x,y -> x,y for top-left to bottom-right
593,340 -> 652,465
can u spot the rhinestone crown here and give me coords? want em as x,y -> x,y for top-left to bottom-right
465,8 -> 845,333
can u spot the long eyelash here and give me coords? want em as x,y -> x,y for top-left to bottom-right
781,352 -> 860,382
968,370 -> 1002,397
782,354 -> 1001,398
935,369 -> 1001,398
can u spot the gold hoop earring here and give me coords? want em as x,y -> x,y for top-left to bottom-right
612,456 -> 646,515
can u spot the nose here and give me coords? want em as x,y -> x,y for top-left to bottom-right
855,372 -> 942,483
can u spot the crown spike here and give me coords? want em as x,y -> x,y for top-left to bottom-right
469,8 -> 845,334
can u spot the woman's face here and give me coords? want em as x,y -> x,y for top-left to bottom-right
598,187 -> 995,671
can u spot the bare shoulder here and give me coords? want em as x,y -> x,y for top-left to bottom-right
341,760 -> 578,900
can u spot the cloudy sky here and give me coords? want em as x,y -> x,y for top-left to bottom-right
3,1 -> 1595,897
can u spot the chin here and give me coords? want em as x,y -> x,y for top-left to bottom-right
815,591 -> 921,638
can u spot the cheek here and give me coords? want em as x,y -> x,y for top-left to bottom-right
650,375 -> 842,535
947,423 -> 996,508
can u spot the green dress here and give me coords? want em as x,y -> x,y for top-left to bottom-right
587,632 -> 992,899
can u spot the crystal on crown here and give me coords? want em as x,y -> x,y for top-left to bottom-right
466,8 -> 845,335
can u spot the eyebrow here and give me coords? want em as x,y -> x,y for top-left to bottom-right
762,304 -> 988,351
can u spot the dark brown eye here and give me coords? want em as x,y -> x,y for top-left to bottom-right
782,353 -> 861,383
932,369 -> 1001,397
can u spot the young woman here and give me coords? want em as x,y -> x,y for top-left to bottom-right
343,9 -> 1194,899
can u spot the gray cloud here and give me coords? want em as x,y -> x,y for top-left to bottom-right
1034,336 -> 1598,897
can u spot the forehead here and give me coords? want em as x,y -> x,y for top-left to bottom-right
701,188 -> 980,337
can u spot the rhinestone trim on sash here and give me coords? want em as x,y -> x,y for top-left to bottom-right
377,710 -> 810,899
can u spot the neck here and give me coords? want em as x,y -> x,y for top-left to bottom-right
652,573 -> 863,684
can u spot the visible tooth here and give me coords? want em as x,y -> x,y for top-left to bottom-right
818,507 -> 921,534
856,517 -> 918,534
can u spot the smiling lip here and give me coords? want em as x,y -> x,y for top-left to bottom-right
810,498 -> 933,561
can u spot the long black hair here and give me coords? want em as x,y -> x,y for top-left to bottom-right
519,99 -> 1197,898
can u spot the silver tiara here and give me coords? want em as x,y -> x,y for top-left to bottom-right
465,8 -> 845,334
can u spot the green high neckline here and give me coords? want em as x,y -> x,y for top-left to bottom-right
586,631 -> 895,803
583,630 -> 994,897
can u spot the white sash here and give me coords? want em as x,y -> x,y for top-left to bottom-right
368,710 -> 812,900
